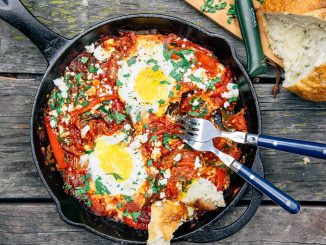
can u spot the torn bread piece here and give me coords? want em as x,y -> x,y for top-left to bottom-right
181,178 -> 226,210
147,200 -> 186,245
261,0 -> 326,101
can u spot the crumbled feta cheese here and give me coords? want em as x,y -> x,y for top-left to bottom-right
136,133 -> 149,143
80,125 -> 90,138
223,101 -> 230,108
191,99 -> 200,106
160,192 -> 166,199
154,201 -> 162,207
85,43 -> 95,53
79,154 -> 89,166
151,147 -> 161,160
93,45 -> 111,62
154,140 -> 162,147
130,139 -> 141,149
221,83 -> 239,99
50,119 -> 57,128
150,166 -> 159,174
163,169 -> 171,179
49,110 -> 58,117
97,68 -> 104,75
194,156 -> 202,169
53,77 -> 68,98
124,124 -> 131,131
173,153 -> 182,162
159,178 -> 167,186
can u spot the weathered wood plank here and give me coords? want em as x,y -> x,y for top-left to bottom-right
0,77 -> 325,200
0,0 -> 279,76
0,203 -> 325,244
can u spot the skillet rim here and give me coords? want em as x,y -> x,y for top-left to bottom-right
30,13 -> 262,244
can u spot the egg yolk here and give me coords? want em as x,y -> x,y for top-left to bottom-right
94,139 -> 133,182
134,67 -> 171,103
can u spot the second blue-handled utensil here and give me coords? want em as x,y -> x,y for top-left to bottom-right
178,136 -> 300,214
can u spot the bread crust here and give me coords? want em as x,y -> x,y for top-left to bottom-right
147,201 -> 186,244
285,63 -> 326,102
261,0 -> 326,102
262,0 -> 326,20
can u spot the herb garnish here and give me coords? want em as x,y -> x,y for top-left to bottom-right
95,177 -> 111,194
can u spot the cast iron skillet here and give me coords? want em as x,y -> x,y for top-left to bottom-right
0,0 -> 264,243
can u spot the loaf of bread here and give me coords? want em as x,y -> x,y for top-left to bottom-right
260,0 -> 326,102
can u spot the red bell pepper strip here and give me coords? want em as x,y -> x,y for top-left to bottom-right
216,168 -> 226,191
44,116 -> 68,169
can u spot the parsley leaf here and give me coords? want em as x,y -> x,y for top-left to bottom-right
188,111 -> 200,117
95,177 -> 111,194
112,111 -> 126,124
88,66 -> 98,73
122,195 -> 132,203
157,99 -> 165,106
116,79 -> 123,87
80,57 -> 89,64
160,80 -> 171,85
127,56 -> 137,66
107,172 -> 124,181
130,211 -> 141,222
147,159 -> 153,166
136,113 -> 142,122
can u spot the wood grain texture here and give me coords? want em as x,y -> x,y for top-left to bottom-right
184,0 -> 284,66
0,77 -> 325,200
0,203 -> 325,244
0,0 -> 279,77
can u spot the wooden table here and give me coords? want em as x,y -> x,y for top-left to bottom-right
0,0 -> 325,244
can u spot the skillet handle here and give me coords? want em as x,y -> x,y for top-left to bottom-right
0,0 -> 69,63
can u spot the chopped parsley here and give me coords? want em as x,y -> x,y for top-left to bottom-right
149,135 -> 157,142
163,133 -> 172,150
122,195 -> 132,203
168,91 -> 174,98
116,79 -> 123,87
80,57 -> 89,64
125,105 -> 132,114
112,111 -> 126,124
107,172 -> 124,181
85,150 -> 94,154
136,113 -> 142,122
228,97 -> 238,103
88,66 -> 98,73
95,177 -> 111,194
147,159 -> 153,166
81,100 -> 89,106
157,99 -> 165,106
227,4 -> 237,24
130,211 -> 141,222
200,0 -> 227,13
188,111 -> 200,117
127,56 -> 137,66
116,202 -> 123,209
123,73 -> 131,78
160,80 -> 171,85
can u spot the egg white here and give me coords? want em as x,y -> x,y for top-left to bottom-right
117,39 -> 176,123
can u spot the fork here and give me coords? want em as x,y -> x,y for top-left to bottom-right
179,136 -> 301,214
177,117 -> 326,159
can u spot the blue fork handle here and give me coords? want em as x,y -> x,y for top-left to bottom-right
230,161 -> 300,214
256,135 -> 326,159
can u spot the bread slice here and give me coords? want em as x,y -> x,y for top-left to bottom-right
147,200 -> 186,245
260,0 -> 326,101
181,178 -> 226,210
